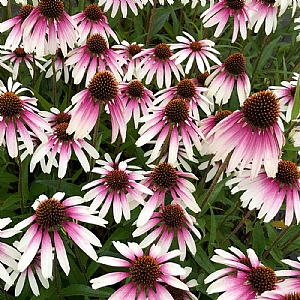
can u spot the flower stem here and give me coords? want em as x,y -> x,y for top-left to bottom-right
17,154 -> 25,214
6,0 -> 12,19
89,102 -> 103,182
199,151 -> 233,210
51,55 -> 57,107
262,225 -> 292,259
280,226 -> 300,252
218,210 -> 252,249
155,124 -> 173,165
145,0 -> 157,48
53,253 -> 62,300
285,121 -> 297,138
217,200 -> 240,231
196,154 -> 214,199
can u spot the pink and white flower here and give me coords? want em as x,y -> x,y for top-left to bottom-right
82,153 -> 153,223
66,71 -> 127,143
136,162 -> 200,227
269,73 -> 299,122
73,3 -> 119,45
31,107 -> 99,178
0,4 -> 34,50
201,0 -> 253,43
0,47 -> 46,80
0,77 -> 50,158
247,0 -> 278,35
135,43 -> 184,88
66,33 -> 126,85
205,52 -> 250,105
119,80 -> 155,128
14,192 -> 107,279
22,0 -> 77,57
227,160 -> 300,226
0,218 -> 21,286
205,247 -> 280,299
207,90 -> 284,178
90,241 -> 189,299
133,202 -> 201,260
170,31 -> 221,73
136,98 -> 205,165
98,0 -> 143,18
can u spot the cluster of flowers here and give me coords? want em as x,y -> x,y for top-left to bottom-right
0,0 -> 299,298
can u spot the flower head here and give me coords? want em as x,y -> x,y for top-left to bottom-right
66,33 -> 126,85
206,52 -> 250,105
66,71 -> 127,143
0,77 -> 50,158
0,47 -> 46,80
136,162 -> 200,227
208,90 -> 285,178
90,241 -> 189,299
22,0 -> 77,57
136,98 -> 205,165
201,0 -> 253,42
73,3 -> 119,45
31,107 -> 99,178
170,31 -> 221,73
205,247 -> 280,299
119,79 -> 155,128
14,192 -> 107,279
0,4 -> 34,50
247,0 -> 278,35
82,153 -> 153,223
135,43 -> 184,88
133,202 -> 201,260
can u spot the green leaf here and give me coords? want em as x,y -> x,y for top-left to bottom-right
252,222 -> 265,257
208,207 -> 217,256
1,195 -> 19,210
151,9 -> 170,38
61,284 -> 113,297
291,75 -> 300,120
30,288 -> 55,300
194,244 -> 215,274
36,180 -> 82,196
31,88 -> 52,111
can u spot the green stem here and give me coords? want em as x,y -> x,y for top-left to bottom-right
216,200 -> 240,231
218,210 -> 252,249
51,55 -> 57,107
17,154 -> 25,214
53,253 -> 62,300
7,0 -> 12,19
196,154 -> 214,199
281,227 -> 300,252
32,53 -> 36,87
199,151 -> 233,210
88,102 -> 103,182
285,121 -> 298,138
262,225 -> 292,259
56,178 -> 62,192
154,124 -> 173,165
145,0 -> 157,48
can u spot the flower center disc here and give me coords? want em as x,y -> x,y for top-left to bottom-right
130,255 -> 160,286
19,4 -> 34,21
35,198 -> 66,228
165,98 -> 189,124
189,41 -> 202,52
0,92 -> 23,117
13,48 -> 26,58
127,80 -> 144,98
87,34 -> 107,55
151,162 -> 178,189
242,90 -> 280,129
55,112 -> 71,125
225,0 -> 245,10
106,170 -> 129,190
283,292 -> 300,300
88,71 -> 118,102
196,72 -> 209,86
84,4 -> 103,21
214,110 -> 232,125
224,53 -> 246,75
128,44 -> 142,58
276,160 -> 300,185
247,266 -> 277,295
177,79 -> 196,99
162,204 -> 185,228
165,285 -> 186,300
154,43 -> 172,60
39,0 -> 64,19
54,122 -> 74,141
